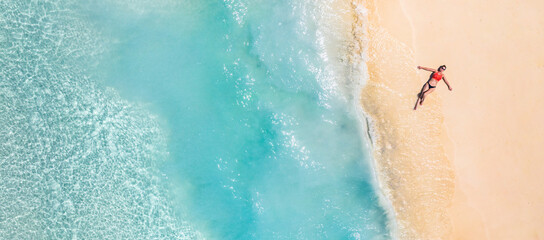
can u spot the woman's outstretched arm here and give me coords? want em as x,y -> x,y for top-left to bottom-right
417,66 -> 436,72
443,76 -> 453,91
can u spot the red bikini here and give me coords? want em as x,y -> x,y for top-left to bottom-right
427,71 -> 443,89
432,72 -> 443,81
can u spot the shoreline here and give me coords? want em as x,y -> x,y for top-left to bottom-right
352,3 -> 402,239
342,2 -> 402,238
324,1 -> 401,237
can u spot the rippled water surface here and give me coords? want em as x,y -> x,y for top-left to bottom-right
0,1 -> 391,239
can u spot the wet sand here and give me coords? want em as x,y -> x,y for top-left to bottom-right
350,0 -> 455,238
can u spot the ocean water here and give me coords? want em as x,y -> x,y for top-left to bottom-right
0,0 -> 391,239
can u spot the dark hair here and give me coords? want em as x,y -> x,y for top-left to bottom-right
439,65 -> 447,71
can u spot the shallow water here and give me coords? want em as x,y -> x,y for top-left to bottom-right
0,0 -> 391,239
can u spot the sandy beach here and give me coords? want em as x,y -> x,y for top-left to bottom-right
356,0 -> 544,239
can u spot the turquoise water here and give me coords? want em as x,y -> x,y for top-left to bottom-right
0,0 -> 391,239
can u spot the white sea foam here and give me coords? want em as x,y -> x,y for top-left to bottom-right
313,1 -> 401,239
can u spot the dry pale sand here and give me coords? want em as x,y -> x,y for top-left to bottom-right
361,0 -> 544,239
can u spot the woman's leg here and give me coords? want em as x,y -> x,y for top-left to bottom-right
420,87 -> 435,105
418,82 -> 430,98
414,83 -> 430,110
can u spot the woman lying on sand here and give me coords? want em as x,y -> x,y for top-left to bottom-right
414,65 -> 453,110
